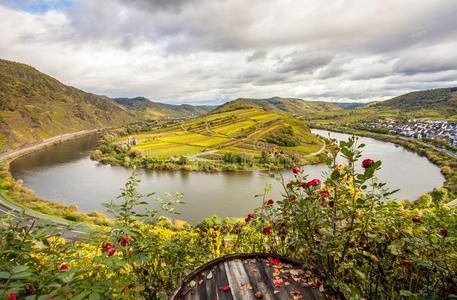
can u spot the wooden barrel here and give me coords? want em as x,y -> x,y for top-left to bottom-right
169,253 -> 328,299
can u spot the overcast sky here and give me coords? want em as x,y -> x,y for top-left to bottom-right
1,0 -> 457,105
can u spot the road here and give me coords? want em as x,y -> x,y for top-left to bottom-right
0,129 -> 100,240
0,196 -> 86,240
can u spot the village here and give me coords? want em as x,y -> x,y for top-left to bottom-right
362,119 -> 457,147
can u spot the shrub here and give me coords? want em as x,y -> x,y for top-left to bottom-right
241,137 -> 457,299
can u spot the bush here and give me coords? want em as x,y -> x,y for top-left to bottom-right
0,138 -> 455,299
240,137 -> 457,299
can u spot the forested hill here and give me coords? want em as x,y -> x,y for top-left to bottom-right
0,59 -> 135,151
214,97 -> 345,115
113,97 -> 215,119
373,87 -> 457,117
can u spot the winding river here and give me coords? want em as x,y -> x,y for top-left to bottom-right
10,129 -> 444,224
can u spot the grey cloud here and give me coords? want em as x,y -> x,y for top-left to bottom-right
276,51 -> 333,74
120,0 -> 204,13
393,57 -> 457,75
246,50 -> 267,62
2,0 -> 457,104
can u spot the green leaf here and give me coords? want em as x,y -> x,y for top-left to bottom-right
355,270 -> 366,280
400,290 -> 413,296
71,291 -> 91,300
0,271 -> 10,279
12,265 -> 29,274
11,271 -> 33,279
88,292 -> 101,300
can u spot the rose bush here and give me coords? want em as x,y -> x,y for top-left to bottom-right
0,137 -> 456,299
237,137 -> 457,299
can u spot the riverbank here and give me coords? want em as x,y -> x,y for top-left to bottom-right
0,129 -> 113,226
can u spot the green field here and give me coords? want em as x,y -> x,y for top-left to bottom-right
121,108 -> 323,160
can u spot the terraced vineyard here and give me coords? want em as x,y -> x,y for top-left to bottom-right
125,108 -> 323,160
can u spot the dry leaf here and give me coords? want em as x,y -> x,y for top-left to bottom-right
254,291 -> 264,298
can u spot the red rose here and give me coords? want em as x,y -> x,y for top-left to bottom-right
58,263 -> 69,271
289,195 -> 297,201
235,226 -> 242,234
400,259 -> 415,266
320,190 -> 330,197
245,213 -> 255,222
267,256 -> 280,265
8,293 -> 17,300
266,199 -> 274,205
362,159 -> 374,168
292,166 -> 301,174
104,243 -> 115,256
107,247 -> 116,256
272,278 -> 283,288
120,235 -> 130,247
440,227 -> 448,237
219,284 -> 230,292
263,226 -> 272,235
412,215 -> 421,223
305,179 -> 321,187
103,243 -> 113,251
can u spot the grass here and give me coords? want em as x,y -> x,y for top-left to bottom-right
111,108 -> 325,164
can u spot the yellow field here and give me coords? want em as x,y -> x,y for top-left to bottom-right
120,108 -> 323,159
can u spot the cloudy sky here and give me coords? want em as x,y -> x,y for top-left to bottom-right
1,0 -> 457,105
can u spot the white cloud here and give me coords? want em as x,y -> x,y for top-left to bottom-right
0,0 -> 457,104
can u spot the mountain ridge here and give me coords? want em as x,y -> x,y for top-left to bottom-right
113,96 -> 215,119
0,59 -> 135,151
373,87 -> 457,117
213,97 -> 348,115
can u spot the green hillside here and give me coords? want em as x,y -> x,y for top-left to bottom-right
113,97 -> 215,120
373,87 -> 457,118
214,97 -> 343,115
0,59 -> 135,151
308,87 -> 457,125
94,107 -> 324,171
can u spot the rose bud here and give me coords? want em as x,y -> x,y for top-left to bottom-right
245,213 -> 255,222
362,159 -> 375,168
292,166 -> 301,174
289,195 -> 297,201
103,243 -> 113,251
235,226 -> 242,234
412,215 -> 421,223
305,179 -> 321,187
58,263 -> 69,271
266,199 -> 274,205
120,235 -> 130,247
263,226 -> 272,235
320,190 -> 330,197
219,284 -> 230,292
440,227 -> 448,237
8,293 -> 17,300
107,246 -> 116,257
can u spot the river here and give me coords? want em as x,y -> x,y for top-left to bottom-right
10,129 -> 444,224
